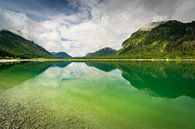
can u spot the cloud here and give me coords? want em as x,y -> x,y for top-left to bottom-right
0,0 -> 195,56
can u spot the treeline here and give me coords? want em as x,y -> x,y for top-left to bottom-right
0,48 -> 17,59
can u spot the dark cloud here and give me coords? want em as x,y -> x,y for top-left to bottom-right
0,0 -> 80,20
0,0 -> 194,21
141,0 -> 178,16
97,0 -> 179,17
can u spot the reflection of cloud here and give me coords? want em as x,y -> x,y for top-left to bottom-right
21,63 -> 126,88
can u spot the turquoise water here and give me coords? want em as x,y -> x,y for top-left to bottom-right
0,61 -> 195,129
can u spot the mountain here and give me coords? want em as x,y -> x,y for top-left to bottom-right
85,47 -> 117,57
117,20 -> 195,58
0,30 -> 54,59
51,52 -> 71,58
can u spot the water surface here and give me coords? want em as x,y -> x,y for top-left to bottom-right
0,61 -> 195,129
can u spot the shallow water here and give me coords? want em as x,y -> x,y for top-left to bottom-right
0,61 -> 195,129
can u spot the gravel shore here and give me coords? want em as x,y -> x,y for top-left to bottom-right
0,92 -> 91,129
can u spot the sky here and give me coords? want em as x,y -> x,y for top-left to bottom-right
0,0 -> 195,56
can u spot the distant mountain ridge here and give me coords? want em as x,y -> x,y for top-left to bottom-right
0,30 -> 54,58
117,20 -> 195,58
51,52 -> 71,58
85,47 -> 117,57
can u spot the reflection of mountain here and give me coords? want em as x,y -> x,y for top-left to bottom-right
52,62 -> 71,68
87,62 -> 195,98
0,62 -> 71,90
118,62 -> 195,98
86,62 -> 117,72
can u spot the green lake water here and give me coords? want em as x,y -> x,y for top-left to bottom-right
0,61 -> 195,129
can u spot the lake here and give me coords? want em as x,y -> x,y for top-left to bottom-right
0,61 -> 195,129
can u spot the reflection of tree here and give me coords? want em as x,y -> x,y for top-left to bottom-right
87,62 -> 195,99
0,62 -> 71,90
